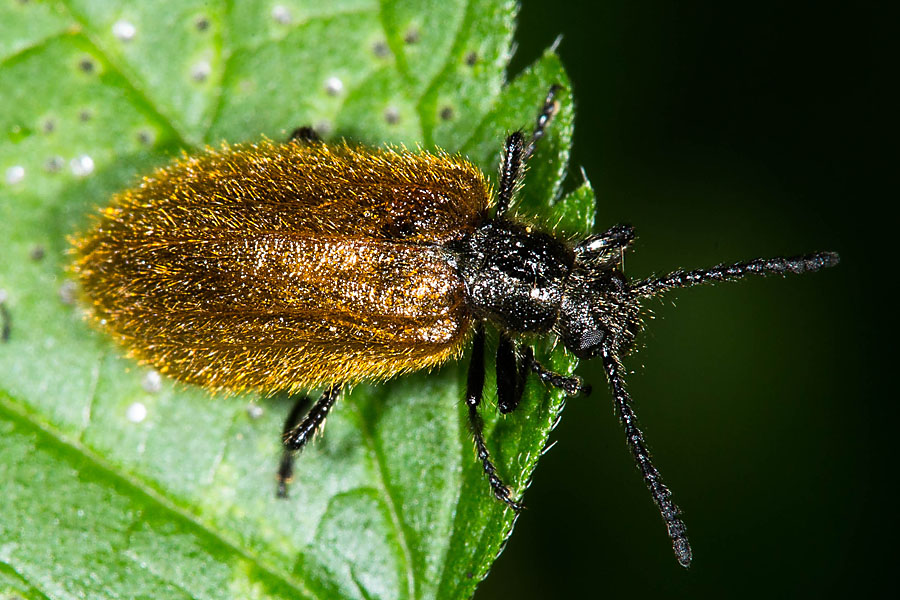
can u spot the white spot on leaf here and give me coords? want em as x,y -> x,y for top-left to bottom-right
70,155 -> 94,177
142,370 -> 162,393
112,20 -> 137,41
126,402 -> 147,423
191,60 -> 211,82
325,76 -> 343,96
271,5 -> 291,24
5,166 -> 25,185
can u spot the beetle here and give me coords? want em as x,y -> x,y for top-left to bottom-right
72,86 -> 838,566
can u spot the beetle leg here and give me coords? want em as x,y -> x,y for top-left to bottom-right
276,394 -> 313,498
499,333 -> 589,412
468,324 -> 523,512
574,223 -> 636,257
523,83 -> 562,161
529,355 -> 591,396
288,126 -> 321,144
496,333 -> 530,414
495,84 -> 562,218
279,383 -> 342,495
495,132 -> 525,218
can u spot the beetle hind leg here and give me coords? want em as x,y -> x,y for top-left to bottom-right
496,333 -> 532,414
276,394 -> 312,498
278,383 -> 342,498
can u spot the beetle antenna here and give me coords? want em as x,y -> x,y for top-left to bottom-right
601,344 -> 693,567
632,251 -> 839,299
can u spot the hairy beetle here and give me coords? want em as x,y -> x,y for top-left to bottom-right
72,87 -> 838,566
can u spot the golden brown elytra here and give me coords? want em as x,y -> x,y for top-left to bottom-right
72,141 -> 489,392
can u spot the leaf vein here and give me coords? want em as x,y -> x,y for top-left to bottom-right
347,398 -> 417,600
56,0 -> 192,147
0,559 -> 54,600
0,394 -> 322,600
0,29 -> 73,69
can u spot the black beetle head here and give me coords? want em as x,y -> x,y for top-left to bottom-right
555,225 -> 639,359
556,266 -> 640,359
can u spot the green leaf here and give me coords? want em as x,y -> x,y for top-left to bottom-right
0,2 -> 596,599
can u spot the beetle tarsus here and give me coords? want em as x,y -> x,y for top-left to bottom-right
529,357 -> 587,396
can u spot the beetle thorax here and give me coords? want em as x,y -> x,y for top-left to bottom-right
453,220 -> 574,333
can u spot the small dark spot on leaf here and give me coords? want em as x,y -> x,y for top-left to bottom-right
195,16 -> 210,31
384,107 -> 400,125
78,57 -> 95,73
79,110 -> 92,122
404,28 -> 420,44
30,245 -> 45,261
44,156 -> 64,173
372,40 -> 391,58
465,51 -> 478,66
440,106 -> 454,121
137,130 -> 155,146
42,119 -> 55,133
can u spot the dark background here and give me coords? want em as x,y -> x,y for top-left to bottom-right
480,1 -> 889,597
